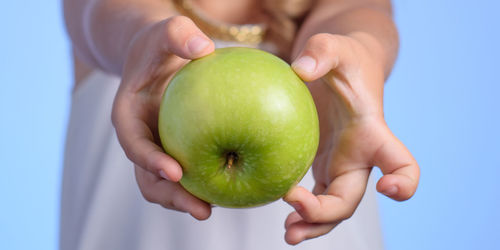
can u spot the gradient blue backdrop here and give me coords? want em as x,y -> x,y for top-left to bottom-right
1,1 -> 499,249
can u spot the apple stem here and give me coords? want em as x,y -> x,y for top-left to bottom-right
226,152 -> 238,169
227,155 -> 234,169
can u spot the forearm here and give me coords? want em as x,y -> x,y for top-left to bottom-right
294,0 -> 398,77
64,0 -> 176,74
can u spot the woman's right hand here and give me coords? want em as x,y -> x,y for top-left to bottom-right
111,16 -> 215,220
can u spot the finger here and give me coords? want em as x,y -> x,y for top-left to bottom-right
284,210 -> 340,245
284,211 -> 302,229
135,166 -> 211,220
312,182 -> 326,195
155,178 -> 212,220
284,220 -> 337,245
374,127 -> 420,201
159,16 -> 214,59
112,101 -> 182,181
291,33 -> 358,82
283,168 -> 370,224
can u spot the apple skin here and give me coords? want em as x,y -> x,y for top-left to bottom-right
158,47 -> 319,208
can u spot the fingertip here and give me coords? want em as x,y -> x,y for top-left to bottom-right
284,186 -> 322,223
289,201 -> 304,213
190,204 -> 212,221
312,183 -> 327,195
283,185 -> 308,202
153,153 -> 183,182
158,165 -> 182,182
161,16 -> 214,59
377,174 -> 417,201
158,170 -> 171,181
167,162 -> 184,182
291,56 -> 318,82
372,127 -> 420,200
284,212 -> 302,229
186,35 -> 214,58
285,227 -> 304,246
283,186 -> 307,214
291,33 -> 347,83
381,185 -> 398,197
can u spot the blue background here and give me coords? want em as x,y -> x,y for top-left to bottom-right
1,1 -> 499,249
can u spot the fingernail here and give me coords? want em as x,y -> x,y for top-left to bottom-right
187,35 -> 210,55
159,170 -> 171,181
383,186 -> 398,196
290,202 -> 303,212
292,56 -> 316,73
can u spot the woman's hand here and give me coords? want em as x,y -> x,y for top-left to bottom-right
111,16 -> 215,220
283,33 -> 420,244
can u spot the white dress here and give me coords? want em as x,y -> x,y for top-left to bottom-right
60,41 -> 384,250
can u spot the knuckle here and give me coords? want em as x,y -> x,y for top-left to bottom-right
309,33 -> 336,51
401,189 -> 415,201
160,203 -> 174,211
339,207 -> 355,221
146,151 -> 162,172
162,16 -> 198,53
135,166 -> 161,204
110,98 -> 123,129
141,189 -> 156,203
310,33 -> 332,43
171,197 -> 181,210
164,15 -> 193,35
304,210 -> 321,223
170,187 -> 184,209
110,109 -> 118,128
159,196 -> 175,209
305,33 -> 340,60
167,15 -> 191,25
121,145 -> 135,163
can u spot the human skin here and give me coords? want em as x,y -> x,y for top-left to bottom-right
64,0 -> 420,245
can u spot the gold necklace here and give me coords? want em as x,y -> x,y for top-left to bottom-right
172,0 -> 267,45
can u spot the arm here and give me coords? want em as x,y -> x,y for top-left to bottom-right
64,0 -> 175,74
283,0 -> 420,245
64,0 -> 216,219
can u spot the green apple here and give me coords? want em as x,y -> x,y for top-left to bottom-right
158,47 -> 319,208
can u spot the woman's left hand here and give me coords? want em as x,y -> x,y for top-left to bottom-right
283,32 -> 420,245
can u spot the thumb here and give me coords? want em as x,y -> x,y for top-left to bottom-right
157,16 -> 214,59
374,125 -> 420,201
291,33 -> 359,82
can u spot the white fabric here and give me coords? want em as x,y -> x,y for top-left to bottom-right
60,45 -> 384,250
